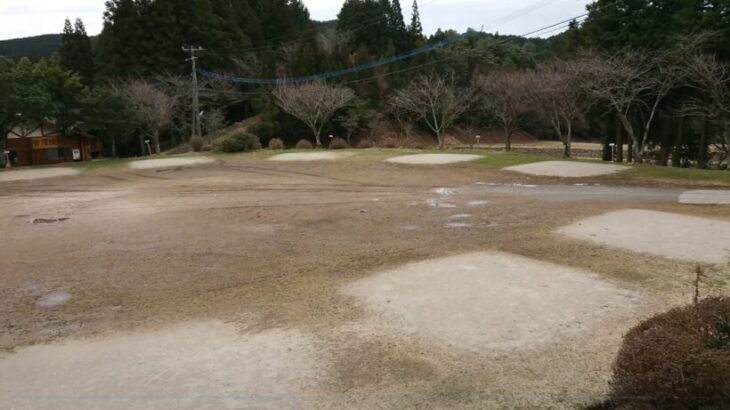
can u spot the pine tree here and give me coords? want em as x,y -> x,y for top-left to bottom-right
409,0 -> 423,45
59,18 -> 95,85
390,0 -> 407,34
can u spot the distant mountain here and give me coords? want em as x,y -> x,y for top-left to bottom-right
0,34 -> 62,60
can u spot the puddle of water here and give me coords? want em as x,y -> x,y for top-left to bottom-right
445,222 -> 474,229
426,199 -> 457,209
32,217 -> 70,224
398,225 -> 421,231
449,214 -> 472,219
432,187 -> 456,196
468,200 -> 490,207
37,291 -> 72,308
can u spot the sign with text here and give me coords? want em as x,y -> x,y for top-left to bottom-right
32,136 -> 59,150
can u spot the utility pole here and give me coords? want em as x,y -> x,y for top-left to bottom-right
183,46 -> 204,141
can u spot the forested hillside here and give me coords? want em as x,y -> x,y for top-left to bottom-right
0,35 -> 62,60
1,0 -> 729,169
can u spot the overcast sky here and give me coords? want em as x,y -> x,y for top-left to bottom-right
0,0 -> 591,41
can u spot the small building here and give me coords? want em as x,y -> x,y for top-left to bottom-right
5,120 -> 102,167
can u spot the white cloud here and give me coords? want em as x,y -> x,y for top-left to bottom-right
0,0 -> 591,41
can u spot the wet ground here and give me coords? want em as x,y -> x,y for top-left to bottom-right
1,152 -> 728,409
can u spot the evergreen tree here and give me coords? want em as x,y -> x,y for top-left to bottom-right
409,0 -> 423,45
59,18 -> 95,85
390,0 -> 409,50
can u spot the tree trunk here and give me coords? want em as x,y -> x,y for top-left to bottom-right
504,128 -> 512,152
139,135 -> 146,156
154,131 -> 161,155
564,123 -> 572,158
438,132 -> 445,150
314,129 -> 322,148
111,136 -> 117,158
697,119 -> 708,169
672,117 -> 684,168
615,114 -> 624,163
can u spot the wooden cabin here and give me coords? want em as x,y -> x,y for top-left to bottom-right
5,120 -> 101,167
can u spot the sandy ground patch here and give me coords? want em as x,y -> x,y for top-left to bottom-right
504,161 -> 628,177
0,322 -> 325,410
558,209 -> 730,264
341,252 -> 642,353
386,154 -> 482,165
679,190 -> 730,205
0,168 -> 79,182
129,157 -> 214,170
268,152 -> 353,162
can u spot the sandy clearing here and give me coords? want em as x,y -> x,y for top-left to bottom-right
268,152 -> 353,162
129,157 -> 214,170
558,209 -> 730,264
386,154 -> 482,165
0,322 -> 325,410
0,168 -> 80,182
341,252 -> 642,353
504,161 -> 628,177
679,190 -> 730,205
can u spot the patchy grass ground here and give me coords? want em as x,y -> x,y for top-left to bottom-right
1,148 -> 728,409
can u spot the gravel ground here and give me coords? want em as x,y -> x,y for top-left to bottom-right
342,252 -> 644,352
0,154 -> 727,409
129,157 -> 215,169
385,154 -> 482,165
0,168 -> 80,182
679,189 -> 730,205
504,161 -> 628,177
268,152 -> 354,161
557,209 -> 730,264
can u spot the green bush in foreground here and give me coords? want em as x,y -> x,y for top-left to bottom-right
610,297 -> 730,409
217,132 -> 262,153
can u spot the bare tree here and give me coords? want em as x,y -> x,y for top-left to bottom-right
273,82 -> 355,148
528,60 -> 586,158
118,80 -> 176,155
681,54 -> 730,169
584,51 -> 682,163
476,71 -> 532,151
390,73 -> 476,149
202,108 -> 226,138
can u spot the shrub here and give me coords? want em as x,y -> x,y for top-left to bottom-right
268,138 -> 285,150
379,137 -> 399,148
357,139 -> 374,149
190,136 -> 204,152
295,139 -> 314,149
329,137 -> 349,150
610,297 -> 730,409
217,132 -> 262,153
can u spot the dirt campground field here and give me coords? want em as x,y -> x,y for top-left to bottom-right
0,150 -> 729,409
